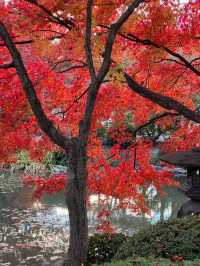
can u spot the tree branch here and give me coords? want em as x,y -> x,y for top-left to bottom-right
0,62 -> 15,69
97,0 -> 145,82
54,87 -> 90,117
99,27 -> 200,76
0,21 -> 71,150
154,58 -> 185,66
24,0 -> 75,30
0,34 -> 64,47
85,0 -> 96,81
51,58 -> 86,71
190,57 -> 200,64
122,33 -> 200,77
125,72 -> 200,124
0,39 -> 33,46
58,64 -> 87,73
80,0 -> 145,147
95,112 -> 179,170
133,112 -> 179,133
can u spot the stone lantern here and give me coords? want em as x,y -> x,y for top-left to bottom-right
160,148 -> 200,217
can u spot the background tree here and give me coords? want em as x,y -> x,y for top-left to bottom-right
0,0 -> 200,265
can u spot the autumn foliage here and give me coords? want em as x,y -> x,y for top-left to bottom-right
0,0 -> 200,230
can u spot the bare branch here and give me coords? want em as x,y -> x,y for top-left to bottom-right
0,21 -> 71,150
85,0 -> 96,81
125,72 -> 200,124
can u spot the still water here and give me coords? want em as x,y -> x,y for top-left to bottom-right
0,168 -> 188,266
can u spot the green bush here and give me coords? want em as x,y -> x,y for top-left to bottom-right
92,257 -> 200,266
115,216 -> 200,261
43,151 -> 69,169
87,233 -> 128,265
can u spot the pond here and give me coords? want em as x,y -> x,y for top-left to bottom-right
0,167 -> 188,266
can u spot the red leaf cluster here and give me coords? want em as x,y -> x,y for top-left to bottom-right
23,174 -> 66,199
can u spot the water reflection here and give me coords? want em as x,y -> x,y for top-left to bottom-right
0,169 -> 188,265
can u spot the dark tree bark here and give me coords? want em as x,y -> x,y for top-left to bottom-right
65,178 -> 88,266
64,140 -> 88,266
125,73 -> 200,124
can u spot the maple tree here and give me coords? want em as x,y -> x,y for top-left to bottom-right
0,0 -> 200,265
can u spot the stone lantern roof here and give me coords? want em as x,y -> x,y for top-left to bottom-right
160,148 -> 200,168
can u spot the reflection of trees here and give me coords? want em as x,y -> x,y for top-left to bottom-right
87,193 -> 150,233
0,172 -> 34,209
43,190 -> 65,207
87,175 -> 189,234
97,172 -> 188,230
9,186 -> 35,209
111,214 -> 149,234
143,176 -> 188,221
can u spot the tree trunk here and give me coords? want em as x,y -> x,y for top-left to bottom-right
64,141 -> 88,266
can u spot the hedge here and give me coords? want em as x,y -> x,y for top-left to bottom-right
115,215 -> 200,261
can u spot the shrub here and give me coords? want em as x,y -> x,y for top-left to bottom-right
115,216 -> 200,261
43,151 -> 69,169
93,257 -> 200,266
87,233 -> 128,265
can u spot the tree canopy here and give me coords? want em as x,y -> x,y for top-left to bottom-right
0,1 -> 200,263
0,0 -> 200,217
